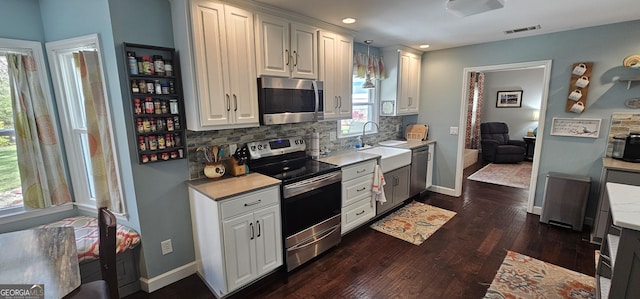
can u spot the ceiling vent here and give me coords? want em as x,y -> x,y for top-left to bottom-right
445,0 -> 504,17
504,25 -> 542,34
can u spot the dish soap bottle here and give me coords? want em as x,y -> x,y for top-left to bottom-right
355,136 -> 362,148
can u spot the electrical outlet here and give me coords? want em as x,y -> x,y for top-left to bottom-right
329,131 -> 336,141
450,126 -> 459,135
229,143 -> 237,156
395,124 -> 401,132
161,239 -> 173,255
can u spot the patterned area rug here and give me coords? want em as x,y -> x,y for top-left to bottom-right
370,201 -> 456,245
468,162 -> 532,189
484,251 -> 595,299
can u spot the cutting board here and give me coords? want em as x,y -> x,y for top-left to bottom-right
405,124 -> 428,141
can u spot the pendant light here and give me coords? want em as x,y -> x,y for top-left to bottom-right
362,40 -> 375,89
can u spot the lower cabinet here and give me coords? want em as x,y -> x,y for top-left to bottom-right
188,185 -> 282,297
377,165 -> 410,216
341,160 -> 376,234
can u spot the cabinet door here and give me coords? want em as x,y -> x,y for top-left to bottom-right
223,213 -> 256,292
253,205 -> 283,276
290,22 -> 317,79
335,34 -> 353,116
255,14 -> 290,77
191,0 -> 231,126
397,52 -> 411,114
425,144 -> 434,189
406,53 -> 420,113
224,6 -> 259,125
318,31 -> 339,119
393,165 -> 411,204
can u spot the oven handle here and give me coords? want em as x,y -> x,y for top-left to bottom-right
286,225 -> 339,252
283,171 -> 342,199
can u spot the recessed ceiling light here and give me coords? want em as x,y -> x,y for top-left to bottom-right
342,18 -> 356,24
419,44 -> 430,49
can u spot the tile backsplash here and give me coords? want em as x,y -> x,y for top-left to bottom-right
605,112 -> 640,157
186,116 -> 405,179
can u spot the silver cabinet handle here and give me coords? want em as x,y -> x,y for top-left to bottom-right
285,49 -> 290,66
335,96 -> 339,109
293,50 -> 298,67
356,169 -> 367,173
256,220 -> 261,238
357,187 -> 366,192
244,199 -> 261,207
338,96 -> 342,108
356,210 -> 365,216
226,94 -> 230,111
233,94 -> 238,111
249,223 -> 254,240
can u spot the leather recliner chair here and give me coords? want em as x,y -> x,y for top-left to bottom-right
480,122 -> 526,163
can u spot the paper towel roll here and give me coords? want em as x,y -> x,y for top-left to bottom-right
311,131 -> 320,159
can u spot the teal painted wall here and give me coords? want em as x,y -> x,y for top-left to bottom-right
0,0 -> 44,41
420,20 -> 640,218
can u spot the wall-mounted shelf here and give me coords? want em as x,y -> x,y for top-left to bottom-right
619,77 -> 640,90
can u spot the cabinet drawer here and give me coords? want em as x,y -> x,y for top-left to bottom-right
221,186 -> 279,219
342,160 -> 376,181
341,197 -> 375,234
342,174 -> 374,207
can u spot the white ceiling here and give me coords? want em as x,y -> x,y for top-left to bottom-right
253,0 -> 640,51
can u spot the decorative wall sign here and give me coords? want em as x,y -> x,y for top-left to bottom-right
550,117 -> 601,138
496,90 -> 523,108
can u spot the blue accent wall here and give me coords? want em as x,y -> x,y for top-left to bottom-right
420,19 -> 640,219
0,0 -> 44,41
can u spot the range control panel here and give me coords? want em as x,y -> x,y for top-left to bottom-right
247,137 -> 306,159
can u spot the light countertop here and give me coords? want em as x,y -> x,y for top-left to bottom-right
380,139 -> 436,150
606,182 -> 640,231
603,157 -> 640,172
319,151 -> 379,167
186,172 -> 281,201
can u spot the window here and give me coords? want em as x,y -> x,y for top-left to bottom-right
338,76 -> 379,137
0,54 -> 21,211
47,34 -> 124,213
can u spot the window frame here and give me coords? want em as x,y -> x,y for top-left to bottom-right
0,38 -> 73,222
46,34 -> 125,215
337,76 -> 380,138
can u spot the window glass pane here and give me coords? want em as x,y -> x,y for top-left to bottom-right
340,75 -> 378,136
0,55 -> 23,210
78,132 -> 95,199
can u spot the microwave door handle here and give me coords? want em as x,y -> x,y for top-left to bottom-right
312,80 -> 319,118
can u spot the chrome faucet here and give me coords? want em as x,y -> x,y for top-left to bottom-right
361,121 -> 379,147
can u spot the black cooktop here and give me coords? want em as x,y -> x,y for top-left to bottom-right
248,151 -> 339,183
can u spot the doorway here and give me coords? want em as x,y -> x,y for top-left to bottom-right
456,60 -> 552,214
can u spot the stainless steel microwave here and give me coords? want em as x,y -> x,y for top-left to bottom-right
257,77 -> 323,125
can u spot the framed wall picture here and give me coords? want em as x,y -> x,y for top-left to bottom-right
496,90 -> 523,108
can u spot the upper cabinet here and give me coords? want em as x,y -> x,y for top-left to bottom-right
171,0 -> 259,130
318,30 -> 353,120
255,14 -> 317,79
380,47 -> 421,116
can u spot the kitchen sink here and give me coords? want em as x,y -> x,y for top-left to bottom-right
378,140 -> 407,146
359,146 -> 411,172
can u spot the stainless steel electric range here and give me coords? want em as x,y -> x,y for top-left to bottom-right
247,137 -> 341,272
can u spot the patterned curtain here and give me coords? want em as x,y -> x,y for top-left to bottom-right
75,51 -> 123,213
353,51 -> 386,80
7,54 -> 71,209
465,72 -> 485,149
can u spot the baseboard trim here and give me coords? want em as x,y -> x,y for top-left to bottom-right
139,262 -> 197,293
428,185 -> 458,197
531,206 -> 542,215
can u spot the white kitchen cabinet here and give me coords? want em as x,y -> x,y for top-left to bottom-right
380,47 -> 421,116
171,0 -> 259,130
318,30 -> 353,120
255,14 -> 317,79
340,160 -> 376,234
188,185 -> 282,297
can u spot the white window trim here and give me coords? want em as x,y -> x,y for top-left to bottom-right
46,34 -> 126,216
337,79 -> 380,138
0,38 -> 62,219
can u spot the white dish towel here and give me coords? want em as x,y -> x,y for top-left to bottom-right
371,165 -> 387,206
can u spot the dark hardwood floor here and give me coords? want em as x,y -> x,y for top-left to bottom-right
124,161 -> 598,298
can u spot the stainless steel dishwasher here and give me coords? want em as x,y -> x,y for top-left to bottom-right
410,145 -> 429,197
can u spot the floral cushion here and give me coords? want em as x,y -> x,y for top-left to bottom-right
39,216 -> 141,263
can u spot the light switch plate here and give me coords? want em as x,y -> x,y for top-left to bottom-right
450,127 -> 459,135
161,239 -> 173,255
329,131 -> 336,141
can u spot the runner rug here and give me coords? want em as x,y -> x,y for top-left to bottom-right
370,201 -> 456,245
483,251 -> 595,299
468,162 -> 532,189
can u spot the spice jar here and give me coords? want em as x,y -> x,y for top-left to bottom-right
145,97 -> 154,114
158,135 -> 166,149
141,56 -> 154,75
166,117 -> 174,131
169,99 -> 179,114
154,80 -> 162,95
137,118 -> 144,133
161,101 -> 168,114
150,117 -> 157,132
142,118 -> 151,133
164,60 -> 173,76
153,55 -> 165,76
150,153 -> 158,161
148,136 -> 158,150
141,154 -> 149,163
127,52 -> 138,75
154,99 -> 162,114
134,99 -> 142,115
138,136 -> 147,151
147,81 -> 155,94
131,80 -> 139,93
